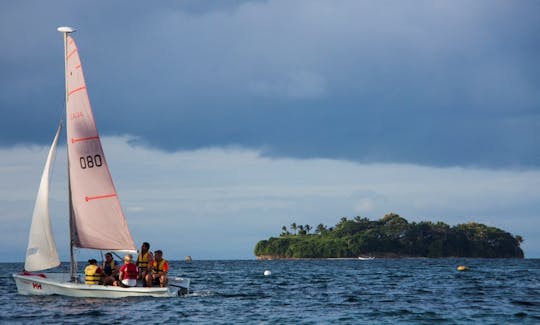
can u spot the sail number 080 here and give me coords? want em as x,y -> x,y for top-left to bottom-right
80,155 -> 103,169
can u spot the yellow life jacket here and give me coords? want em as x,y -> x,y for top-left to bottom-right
152,259 -> 168,274
84,264 -> 102,284
137,252 -> 150,269
103,260 -> 117,276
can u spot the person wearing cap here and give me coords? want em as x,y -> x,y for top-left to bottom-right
115,254 -> 139,287
84,259 -> 103,285
145,249 -> 168,287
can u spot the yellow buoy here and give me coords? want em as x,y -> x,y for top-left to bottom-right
457,265 -> 469,271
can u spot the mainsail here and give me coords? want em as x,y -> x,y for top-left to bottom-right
65,35 -> 135,251
24,124 -> 62,272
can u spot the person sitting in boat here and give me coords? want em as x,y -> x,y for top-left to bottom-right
102,252 -> 119,285
114,254 -> 139,288
84,259 -> 103,285
145,249 -> 168,288
136,242 -> 154,283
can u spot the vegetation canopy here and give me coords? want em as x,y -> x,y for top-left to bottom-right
254,214 -> 524,259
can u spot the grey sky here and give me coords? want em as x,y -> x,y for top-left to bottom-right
1,0 -> 538,168
1,138 -> 539,261
0,1 -> 539,261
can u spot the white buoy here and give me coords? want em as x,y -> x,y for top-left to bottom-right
264,270 -> 271,276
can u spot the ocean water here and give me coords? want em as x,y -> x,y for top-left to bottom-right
1,259 -> 539,324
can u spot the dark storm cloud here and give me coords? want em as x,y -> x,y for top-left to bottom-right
1,0 -> 539,168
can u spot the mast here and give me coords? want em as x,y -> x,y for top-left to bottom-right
57,26 -> 78,282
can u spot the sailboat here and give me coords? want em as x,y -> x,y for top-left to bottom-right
12,27 -> 189,298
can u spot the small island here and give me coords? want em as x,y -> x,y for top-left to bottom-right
254,213 -> 524,259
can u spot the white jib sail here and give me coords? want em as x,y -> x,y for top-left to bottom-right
24,124 -> 62,272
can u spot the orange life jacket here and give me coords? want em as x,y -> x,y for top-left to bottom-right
152,259 -> 168,274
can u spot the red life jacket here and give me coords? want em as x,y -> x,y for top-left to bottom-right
121,263 -> 138,280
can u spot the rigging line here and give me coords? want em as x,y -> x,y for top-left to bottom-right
47,121 -> 63,221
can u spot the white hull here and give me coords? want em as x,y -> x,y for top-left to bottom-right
13,273 -> 189,298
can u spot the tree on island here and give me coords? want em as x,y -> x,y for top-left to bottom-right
315,223 -> 327,235
290,222 -> 297,235
254,214 -> 524,259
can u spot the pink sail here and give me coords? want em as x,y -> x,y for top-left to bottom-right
65,36 -> 135,251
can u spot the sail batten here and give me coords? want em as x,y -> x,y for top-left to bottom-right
24,124 -> 62,272
65,35 -> 135,251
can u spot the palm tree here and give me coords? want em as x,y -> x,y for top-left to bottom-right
316,223 -> 326,235
305,224 -> 312,234
354,216 -> 365,223
281,225 -> 288,236
291,222 -> 297,235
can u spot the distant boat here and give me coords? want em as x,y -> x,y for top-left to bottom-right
358,256 -> 375,260
12,27 -> 189,298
